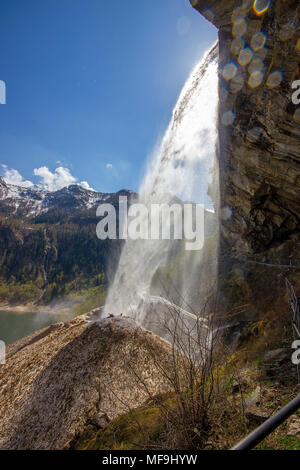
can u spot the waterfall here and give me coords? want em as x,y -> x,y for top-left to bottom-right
104,43 -> 219,328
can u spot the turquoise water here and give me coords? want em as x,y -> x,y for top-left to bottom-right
0,310 -> 60,345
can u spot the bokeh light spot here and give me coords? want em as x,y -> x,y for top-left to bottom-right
222,62 -> 238,81
221,206 -> 233,221
231,37 -> 245,56
230,74 -> 245,93
232,6 -> 247,24
254,46 -> 268,61
238,47 -> 253,66
279,21 -> 297,41
251,32 -> 267,51
222,110 -> 236,126
293,108 -> 300,123
248,70 -> 264,88
220,87 -> 229,103
253,0 -> 271,16
248,57 -> 264,74
202,8 -> 215,22
266,70 -> 283,88
232,19 -> 248,37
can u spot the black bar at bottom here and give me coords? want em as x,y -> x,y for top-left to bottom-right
231,393 -> 300,450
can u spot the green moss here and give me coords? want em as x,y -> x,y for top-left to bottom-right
256,436 -> 300,451
76,407 -> 162,450
277,436 -> 300,450
256,357 -> 263,369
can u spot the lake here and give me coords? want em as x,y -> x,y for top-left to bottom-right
0,310 -> 63,345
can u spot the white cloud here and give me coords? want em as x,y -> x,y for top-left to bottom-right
33,166 -> 77,191
1,164 -> 33,187
1,164 -> 95,192
79,180 -> 96,191
106,163 -> 113,169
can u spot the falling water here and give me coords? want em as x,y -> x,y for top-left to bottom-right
104,44 -> 219,328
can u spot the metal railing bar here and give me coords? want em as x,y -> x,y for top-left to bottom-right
231,393 -> 300,450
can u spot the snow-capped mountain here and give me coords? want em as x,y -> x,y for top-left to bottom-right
0,177 -> 136,219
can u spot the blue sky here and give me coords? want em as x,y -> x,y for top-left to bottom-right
0,0 -> 216,193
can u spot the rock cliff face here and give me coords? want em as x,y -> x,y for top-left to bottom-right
0,315 -> 172,449
191,0 -> 300,255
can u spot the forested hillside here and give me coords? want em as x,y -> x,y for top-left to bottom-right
0,178 -> 136,310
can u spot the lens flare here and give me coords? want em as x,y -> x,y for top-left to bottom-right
220,87 -> 229,103
231,37 -> 245,55
251,32 -> 267,51
230,74 -> 245,93
222,110 -> 236,126
254,46 -> 268,61
222,62 -> 238,80
253,0 -> 271,16
202,8 -> 215,22
266,70 -> 283,88
232,6 -> 247,24
248,57 -> 264,74
248,70 -> 264,88
293,108 -> 300,123
221,206 -> 233,221
238,47 -> 253,66
232,19 -> 248,37
279,21 -> 297,41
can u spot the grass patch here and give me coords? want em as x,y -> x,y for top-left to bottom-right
277,436 -> 300,450
76,407 -> 162,450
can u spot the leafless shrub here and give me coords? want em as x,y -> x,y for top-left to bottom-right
103,282 -> 247,450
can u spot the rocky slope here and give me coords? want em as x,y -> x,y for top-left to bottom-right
191,0 -> 300,255
0,314 -> 173,449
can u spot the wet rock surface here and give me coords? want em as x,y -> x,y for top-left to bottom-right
191,0 -> 300,254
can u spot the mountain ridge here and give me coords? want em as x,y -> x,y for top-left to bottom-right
0,176 -> 137,219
